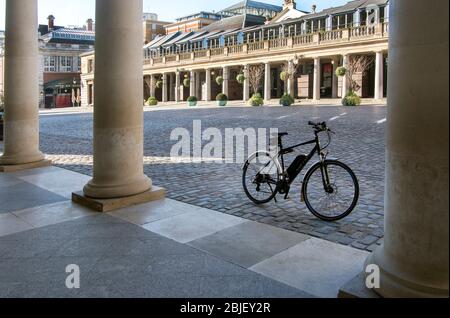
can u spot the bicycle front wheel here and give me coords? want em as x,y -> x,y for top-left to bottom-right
302,160 -> 359,221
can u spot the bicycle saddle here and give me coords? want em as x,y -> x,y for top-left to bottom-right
277,132 -> 289,137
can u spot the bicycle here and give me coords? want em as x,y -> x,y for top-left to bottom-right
243,121 -> 359,222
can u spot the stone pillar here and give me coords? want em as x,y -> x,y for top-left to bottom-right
243,65 -> 250,101
82,0 -> 151,199
313,57 -> 321,101
374,51 -> 384,100
150,75 -> 156,98
189,70 -> 196,97
222,66 -> 229,96
264,62 -> 271,102
162,73 -> 168,103
332,58 -> 339,99
175,72 -> 180,102
366,0 -> 449,298
342,54 -> 349,97
169,73 -> 174,101
196,71 -> 202,100
0,0 -> 47,170
205,68 -> 212,102
286,61 -> 294,97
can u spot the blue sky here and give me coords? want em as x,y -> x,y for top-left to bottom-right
0,0 -> 349,29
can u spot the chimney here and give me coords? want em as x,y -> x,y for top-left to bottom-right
86,18 -> 94,31
47,15 -> 55,30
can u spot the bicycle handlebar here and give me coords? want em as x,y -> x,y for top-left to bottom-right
308,121 -> 327,130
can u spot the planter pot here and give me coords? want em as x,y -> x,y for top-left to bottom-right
188,101 -> 197,107
280,102 -> 292,107
217,101 -> 227,107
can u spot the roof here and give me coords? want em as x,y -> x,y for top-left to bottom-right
220,0 -> 283,13
203,14 -> 266,32
41,28 -> 95,45
301,0 -> 389,19
38,24 -> 64,36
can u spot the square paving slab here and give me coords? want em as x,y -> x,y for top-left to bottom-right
250,238 -> 369,298
142,208 -> 247,243
0,181 -> 67,214
189,221 -> 311,268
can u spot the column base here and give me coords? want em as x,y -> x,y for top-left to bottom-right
365,246 -> 449,298
72,186 -> 166,213
338,272 -> 381,298
0,159 -> 52,173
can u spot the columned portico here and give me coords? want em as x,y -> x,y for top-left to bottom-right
243,65 -> 250,101
222,66 -> 229,96
313,57 -> 321,101
0,0 -> 49,172
366,0 -> 448,298
374,51 -> 384,100
175,71 -> 181,102
264,62 -> 271,102
77,0 -> 153,201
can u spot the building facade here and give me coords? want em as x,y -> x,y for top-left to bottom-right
81,0 -> 390,107
39,16 -> 95,108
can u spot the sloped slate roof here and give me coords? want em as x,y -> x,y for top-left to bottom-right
203,14 -> 266,32
221,0 -> 282,13
302,0 -> 389,19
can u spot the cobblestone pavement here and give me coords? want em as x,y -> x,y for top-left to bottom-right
1,105 -> 387,251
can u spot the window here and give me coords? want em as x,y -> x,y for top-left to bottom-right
60,56 -> 73,72
87,59 -> 94,73
44,56 -> 57,72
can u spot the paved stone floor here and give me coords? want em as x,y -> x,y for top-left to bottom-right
0,167 -> 370,298
2,104 -> 387,251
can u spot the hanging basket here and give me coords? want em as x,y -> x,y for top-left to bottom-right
236,73 -> 246,84
183,78 -> 190,87
155,80 -> 163,89
216,76 -> 224,86
335,66 -> 347,77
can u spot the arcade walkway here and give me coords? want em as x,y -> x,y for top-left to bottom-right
0,166 -> 369,298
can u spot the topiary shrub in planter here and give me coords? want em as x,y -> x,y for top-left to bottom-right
280,94 -> 295,106
335,66 -> 347,77
236,73 -> 246,84
183,78 -> 190,87
249,93 -> 264,107
147,96 -> 158,106
187,96 -> 198,107
342,91 -> 361,106
216,76 -> 224,86
216,93 -> 228,106
280,71 -> 288,82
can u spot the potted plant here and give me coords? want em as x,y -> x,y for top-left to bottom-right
249,93 -> 264,107
183,78 -> 190,87
280,94 -> 295,106
280,71 -> 288,82
342,91 -> 361,106
236,73 -> 246,84
216,93 -> 228,107
155,80 -> 163,89
187,96 -> 198,107
335,66 -> 347,77
147,96 -> 158,106
216,76 -> 224,86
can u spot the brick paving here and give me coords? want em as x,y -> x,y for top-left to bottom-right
1,105 -> 387,251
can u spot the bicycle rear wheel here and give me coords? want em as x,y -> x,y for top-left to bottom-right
302,160 -> 359,221
243,152 -> 280,205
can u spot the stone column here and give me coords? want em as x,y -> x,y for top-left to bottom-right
342,54 -> 349,97
313,57 -> 321,101
286,61 -> 294,97
0,0 -> 47,170
169,73 -> 174,101
374,51 -> 384,100
332,58 -> 339,99
243,65 -> 250,101
222,66 -> 229,96
175,71 -> 180,102
366,0 -> 448,298
150,75 -> 156,98
264,62 -> 271,102
82,0 -> 151,199
189,70 -> 196,97
205,68 -> 212,102
162,73 -> 168,103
